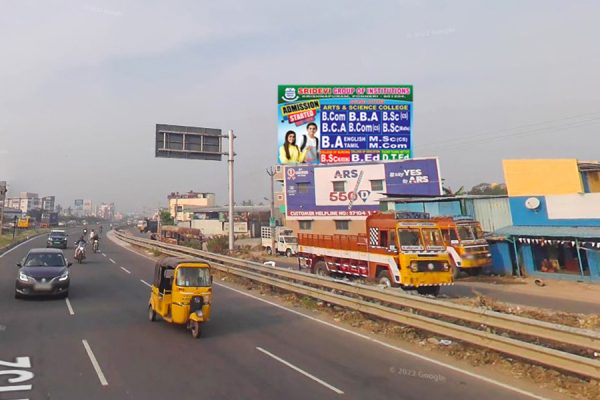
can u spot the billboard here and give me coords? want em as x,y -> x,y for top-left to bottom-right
277,85 -> 413,165
285,158 -> 441,220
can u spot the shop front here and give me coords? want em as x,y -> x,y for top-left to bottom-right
494,226 -> 600,282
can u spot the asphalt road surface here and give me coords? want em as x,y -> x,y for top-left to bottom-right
0,229 -> 557,399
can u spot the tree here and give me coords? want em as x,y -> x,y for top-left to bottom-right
160,210 -> 175,225
468,183 -> 507,195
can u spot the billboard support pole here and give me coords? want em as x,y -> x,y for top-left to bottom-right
228,129 -> 235,252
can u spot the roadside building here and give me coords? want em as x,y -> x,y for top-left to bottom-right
493,159 -> 600,282
178,205 -> 269,238
42,196 -> 55,212
4,192 -> 40,214
168,191 -> 216,222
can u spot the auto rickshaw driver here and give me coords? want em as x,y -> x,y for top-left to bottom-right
148,257 -> 212,339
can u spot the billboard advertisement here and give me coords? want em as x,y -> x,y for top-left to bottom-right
285,158 -> 441,220
277,85 -> 413,165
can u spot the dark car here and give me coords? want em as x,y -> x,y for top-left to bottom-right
46,230 -> 68,249
15,248 -> 71,298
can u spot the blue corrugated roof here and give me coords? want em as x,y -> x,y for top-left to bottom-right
495,225 -> 600,239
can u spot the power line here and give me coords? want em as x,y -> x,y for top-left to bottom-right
419,114 -> 600,151
419,110 -> 600,149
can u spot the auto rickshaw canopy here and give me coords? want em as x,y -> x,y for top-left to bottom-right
152,257 -> 211,289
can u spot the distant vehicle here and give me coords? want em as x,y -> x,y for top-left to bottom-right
82,220 -> 88,226
47,230 -> 68,249
261,226 -> 298,257
137,220 -> 148,233
139,219 -> 158,234
57,221 -> 66,227
17,216 -> 32,229
159,226 -> 203,246
15,248 -> 71,298
433,216 -> 492,276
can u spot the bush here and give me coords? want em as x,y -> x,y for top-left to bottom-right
207,235 -> 229,254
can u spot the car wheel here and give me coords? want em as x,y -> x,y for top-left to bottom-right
266,247 -> 272,255
286,248 -> 293,257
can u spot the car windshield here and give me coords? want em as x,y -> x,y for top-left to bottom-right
24,253 -> 66,267
176,267 -> 211,287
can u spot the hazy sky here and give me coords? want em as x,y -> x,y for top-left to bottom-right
1,1 -> 599,213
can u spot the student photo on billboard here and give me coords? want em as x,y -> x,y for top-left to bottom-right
278,130 -> 305,164
299,122 -> 319,164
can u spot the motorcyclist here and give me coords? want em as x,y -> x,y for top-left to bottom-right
75,235 -> 86,259
89,229 -> 100,251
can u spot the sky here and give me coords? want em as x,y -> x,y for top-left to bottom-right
1,0 -> 599,213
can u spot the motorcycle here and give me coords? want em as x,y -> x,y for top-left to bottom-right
92,239 -> 99,253
74,241 -> 86,264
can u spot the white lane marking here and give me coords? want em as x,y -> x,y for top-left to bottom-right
140,279 -> 152,288
109,258 -> 116,264
65,298 -> 75,315
82,340 -> 108,386
102,253 -> 106,257
216,283 -> 553,400
112,234 -> 553,400
0,236 -> 40,258
257,347 -> 344,394
120,267 -> 131,274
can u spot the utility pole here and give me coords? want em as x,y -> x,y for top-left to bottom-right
0,182 -> 6,237
266,167 -> 276,256
227,129 -> 235,252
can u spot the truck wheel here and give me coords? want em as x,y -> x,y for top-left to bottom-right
285,248 -> 293,257
377,271 -> 392,288
465,268 -> 481,277
266,247 -> 273,255
417,286 -> 441,296
315,261 -> 329,277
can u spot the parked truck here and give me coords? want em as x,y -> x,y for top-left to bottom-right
297,212 -> 454,296
261,226 -> 298,257
432,216 -> 492,276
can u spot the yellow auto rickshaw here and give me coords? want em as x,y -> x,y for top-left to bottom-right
148,257 -> 212,338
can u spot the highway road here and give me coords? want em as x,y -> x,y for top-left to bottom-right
0,229 -> 559,400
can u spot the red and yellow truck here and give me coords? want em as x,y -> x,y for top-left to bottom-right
432,216 -> 491,276
297,212 -> 454,296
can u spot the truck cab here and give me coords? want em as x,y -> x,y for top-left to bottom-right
432,216 -> 492,276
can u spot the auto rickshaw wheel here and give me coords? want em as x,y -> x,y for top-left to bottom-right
191,320 -> 201,338
148,305 -> 157,322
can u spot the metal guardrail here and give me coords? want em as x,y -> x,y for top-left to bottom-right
114,230 -> 600,379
